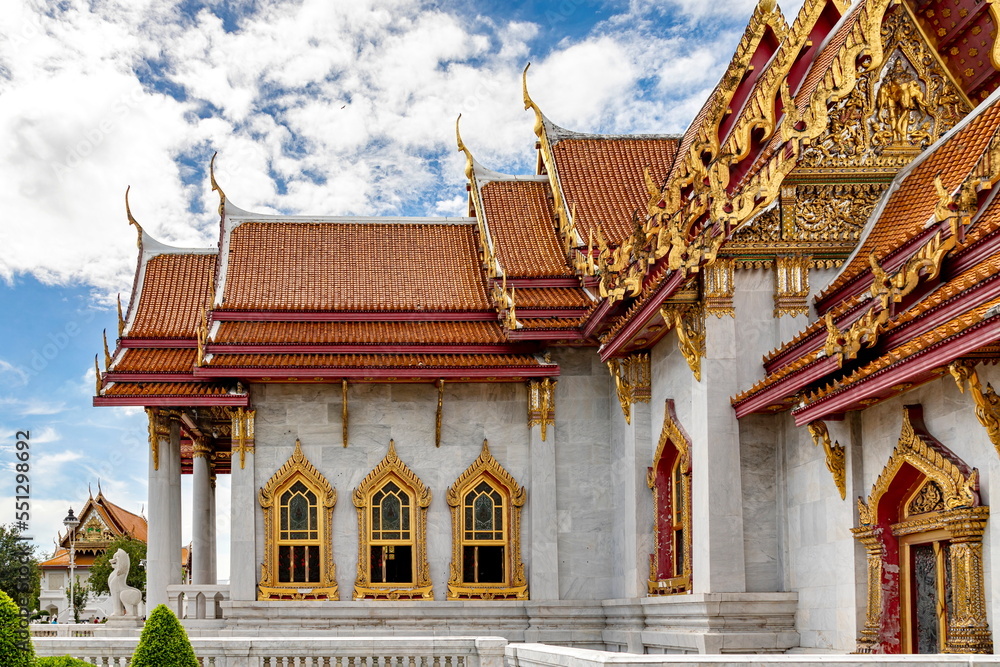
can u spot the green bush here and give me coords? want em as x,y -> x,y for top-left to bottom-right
37,657 -> 93,667
130,604 -> 198,667
0,589 -> 35,667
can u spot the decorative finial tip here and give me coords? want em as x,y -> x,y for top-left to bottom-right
125,186 -> 142,231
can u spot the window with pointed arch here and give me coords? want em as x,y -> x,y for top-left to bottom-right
258,439 -> 338,600
647,399 -> 692,595
446,440 -> 527,600
353,440 -> 432,600
853,406 -> 991,654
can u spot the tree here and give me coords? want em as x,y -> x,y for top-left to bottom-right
65,577 -> 89,623
0,589 -> 35,667
0,524 -> 41,613
131,604 -> 198,667
88,536 -> 146,596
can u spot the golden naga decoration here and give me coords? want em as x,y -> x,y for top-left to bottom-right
258,439 -> 339,601
805,421 -> 846,500
352,440 -> 433,600
647,399 -> 692,596
949,362 -> 1000,458
116,294 -> 125,337
522,63 -> 579,255
492,274 -> 518,330
607,353 -> 651,424
195,307 -> 208,367
94,355 -> 102,396
446,440 -> 528,600
209,152 -> 226,218
456,115 -> 500,279
102,330 -> 112,370
230,407 -> 255,469
660,305 -> 705,382
527,378 -> 555,441
853,405 -> 990,654
773,255 -> 810,318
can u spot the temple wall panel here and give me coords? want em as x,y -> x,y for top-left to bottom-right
549,347 -> 615,600
778,413 -> 860,652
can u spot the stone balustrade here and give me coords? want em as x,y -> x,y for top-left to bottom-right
167,584 -> 231,620
33,636 -> 507,666
29,623 -> 98,637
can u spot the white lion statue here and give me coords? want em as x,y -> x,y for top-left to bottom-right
108,548 -> 143,618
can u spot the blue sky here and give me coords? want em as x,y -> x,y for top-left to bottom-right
0,0 -> 806,579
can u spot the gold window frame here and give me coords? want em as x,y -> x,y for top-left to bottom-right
446,440 -> 527,600
853,405 -> 991,654
258,439 -> 338,600
353,440 -> 432,600
647,399 -> 692,595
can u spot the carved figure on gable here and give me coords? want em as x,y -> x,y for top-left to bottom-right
108,549 -> 143,618
873,58 -> 933,146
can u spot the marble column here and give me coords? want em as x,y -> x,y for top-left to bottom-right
146,409 -> 183,610
229,410 -> 257,601
527,381 -> 559,600
191,439 -> 213,586
689,315 -> 747,593
208,468 -> 217,583
610,398 -> 652,600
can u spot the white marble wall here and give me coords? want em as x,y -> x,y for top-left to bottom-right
549,348 -> 615,600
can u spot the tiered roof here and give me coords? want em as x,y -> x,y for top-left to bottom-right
41,491 -> 148,569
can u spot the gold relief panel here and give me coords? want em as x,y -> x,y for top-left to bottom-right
774,255 -> 811,318
352,440 -> 432,600
230,407 -> 256,469
796,7 -> 968,174
527,379 -> 556,441
702,258 -> 735,318
446,440 -> 528,600
258,439 -> 338,601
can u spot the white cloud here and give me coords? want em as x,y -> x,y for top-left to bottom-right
0,398 -> 67,416
0,360 -> 29,386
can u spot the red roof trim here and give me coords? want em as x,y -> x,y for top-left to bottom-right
732,355 -> 840,417
193,367 -> 558,380
582,299 -> 617,339
103,372 -> 202,382
207,343 -> 532,354
119,339 -> 197,348
93,396 -> 250,407
211,311 -> 497,322
518,308 -> 589,318
599,271 -> 685,362
791,316 -> 1000,425
506,277 -> 582,288
506,330 -> 587,341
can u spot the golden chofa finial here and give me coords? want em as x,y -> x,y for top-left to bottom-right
455,114 -> 475,182
94,354 -> 102,395
103,329 -> 112,369
759,0 -> 776,13
209,152 -> 226,217
117,294 -> 125,337
125,186 -> 143,250
522,63 -> 545,138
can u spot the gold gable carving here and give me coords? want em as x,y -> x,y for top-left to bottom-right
258,439 -> 338,600
352,440 -> 432,600
445,440 -> 528,600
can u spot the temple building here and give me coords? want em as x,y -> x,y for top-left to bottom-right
95,0 -> 1000,654
39,490 -> 149,621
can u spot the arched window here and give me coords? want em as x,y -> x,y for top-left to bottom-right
853,406 -> 990,654
647,399 -> 691,595
258,439 -> 338,600
446,440 -> 527,600
353,440 -> 431,599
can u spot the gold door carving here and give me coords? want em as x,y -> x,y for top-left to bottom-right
852,406 -> 990,654
647,399 -> 692,596
258,439 -> 338,600
446,440 -> 527,600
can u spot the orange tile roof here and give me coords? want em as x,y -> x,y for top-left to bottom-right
206,353 -> 542,369
516,317 -> 587,329
129,254 -> 216,338
479,181 -> 572,277
515,287 -> 589,309
221,222 -> 490,312
214,321 -> 507,345
40,550 -> 97,568
551,138 -> 677,245
817,100 -> 1000,305
99,495 -> 148,542
101,382 -> 234,397
113,348 -> 196,373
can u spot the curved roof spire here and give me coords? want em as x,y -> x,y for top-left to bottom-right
125,186 -> 143,250
455,114 -> 475,182
522,63 -> 546,138
210,152 -> 227,216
